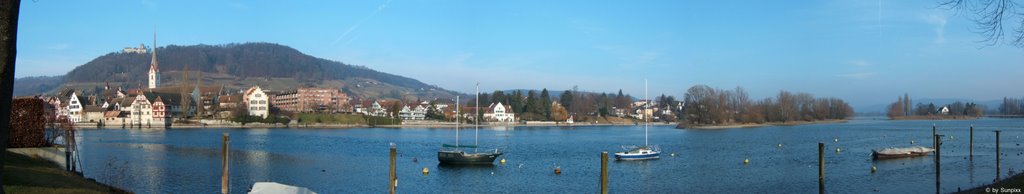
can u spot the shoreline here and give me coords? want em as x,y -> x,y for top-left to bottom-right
72,120 -> 676,129
682,119 -> 849,130
890,115 -> 980,120
955,172 -> 1024,193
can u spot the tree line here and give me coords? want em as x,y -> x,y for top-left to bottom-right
682,85 -> 853,126
998,97 -> 1024,115
466,89 -> 639,122
887,94 -> 984,118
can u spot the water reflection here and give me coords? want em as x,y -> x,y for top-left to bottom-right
75,118 -> 1024,193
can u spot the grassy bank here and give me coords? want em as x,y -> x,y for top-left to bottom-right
296,113 -> 401,126
955,173 -> 1024,193
2,151 -> 129,194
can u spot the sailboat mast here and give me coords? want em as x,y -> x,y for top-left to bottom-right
475,83 -> 480,146
456,95 -> 460,147
645,79 -> 648,146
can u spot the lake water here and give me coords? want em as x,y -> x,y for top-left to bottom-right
76,118 -> 1024,193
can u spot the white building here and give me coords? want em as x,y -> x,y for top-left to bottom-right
399,105 -> 427,120
939,106 -> 950,115
483,102 -> 516,122
124,94 -> 155,126
369,101 -> 387,117
66,92 -> 83,123
244,86 -> 269,118
123,43 -> 148,54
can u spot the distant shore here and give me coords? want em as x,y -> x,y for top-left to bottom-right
73,120 -> 675,129
890,115 -> 980,120
680,119 -> 848,130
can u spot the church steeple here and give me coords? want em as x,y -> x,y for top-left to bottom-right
148,32 -> 160,89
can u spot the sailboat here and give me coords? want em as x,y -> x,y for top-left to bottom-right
438,84 -> 503,165
615,80 -> 660,161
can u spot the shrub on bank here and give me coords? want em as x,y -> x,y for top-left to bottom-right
10,98 -> 47,148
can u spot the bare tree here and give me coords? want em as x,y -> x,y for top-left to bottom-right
941,0 -> 1024,47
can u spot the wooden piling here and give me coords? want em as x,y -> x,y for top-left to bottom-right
996,130 -> 1001,182
818,142 -> 824,194
390,143 -> 397,194
221,133 -> 229,194
934,134 -> 941,194
932,125 -> 937,149
969,125 -> 974,160
600,151 -> 609,194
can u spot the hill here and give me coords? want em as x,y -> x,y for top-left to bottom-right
14,43 -> 460,101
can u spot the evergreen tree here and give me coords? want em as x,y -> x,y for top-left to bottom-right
560,91 -> 574,115
540,88 -> 552,120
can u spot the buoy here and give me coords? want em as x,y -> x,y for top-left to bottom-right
911,140 -> 915,144
834,138 -> 839,142
743,159 -> 749,165
670,153 -> 676,157
871,166 -> 877,173
554,167 -> 561,174
777,143 -> 783,148
835,148 -> 842,153
500,158 -> 506,164
950,135 -> 954,140
422,167 -> 429,175
412,157 -> 418,163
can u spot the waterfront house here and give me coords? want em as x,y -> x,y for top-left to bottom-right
483,102 -> 516,122
125,93 -> 155,126
398,104 -> 427,120
244,86 -> 269,118
369,101 -> 387,117
65,92 -> 83,123
939,106 -> 950,115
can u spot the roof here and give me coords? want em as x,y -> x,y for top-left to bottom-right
103,111 -> 123,118
219,95 -> 241,103
82,105 -> 105,112
485,102 -> 514,114
144,92 -> 184,106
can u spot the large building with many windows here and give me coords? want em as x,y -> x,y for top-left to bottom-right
272,88 -> 349,113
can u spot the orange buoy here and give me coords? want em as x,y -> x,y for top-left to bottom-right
554,167 -> 561,175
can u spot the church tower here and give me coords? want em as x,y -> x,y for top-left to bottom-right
148,32 -> 160,89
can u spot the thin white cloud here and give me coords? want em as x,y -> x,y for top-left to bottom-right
923,13 -> 947,43
848,59 -> 872,67
837,72 -> 877,78
332,0 -> 393,47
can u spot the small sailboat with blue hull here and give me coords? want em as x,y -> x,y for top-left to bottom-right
615,80 -> 660,161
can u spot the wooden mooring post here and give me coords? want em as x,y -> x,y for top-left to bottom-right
969,125 -> 974,160
221,133 -> 230,194
934,134 -> 941,194
995,130 -> 1001,182
600,151 -> 609,194
389,143 -> 397,194
818,142 -> 824,194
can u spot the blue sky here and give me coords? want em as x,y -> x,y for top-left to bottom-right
15,0 -> 1024,109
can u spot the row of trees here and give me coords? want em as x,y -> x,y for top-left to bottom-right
998,97 -> 1024,115
887,95 -> 984,118
682,85 -> 853,125
467,89 -> 640,121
